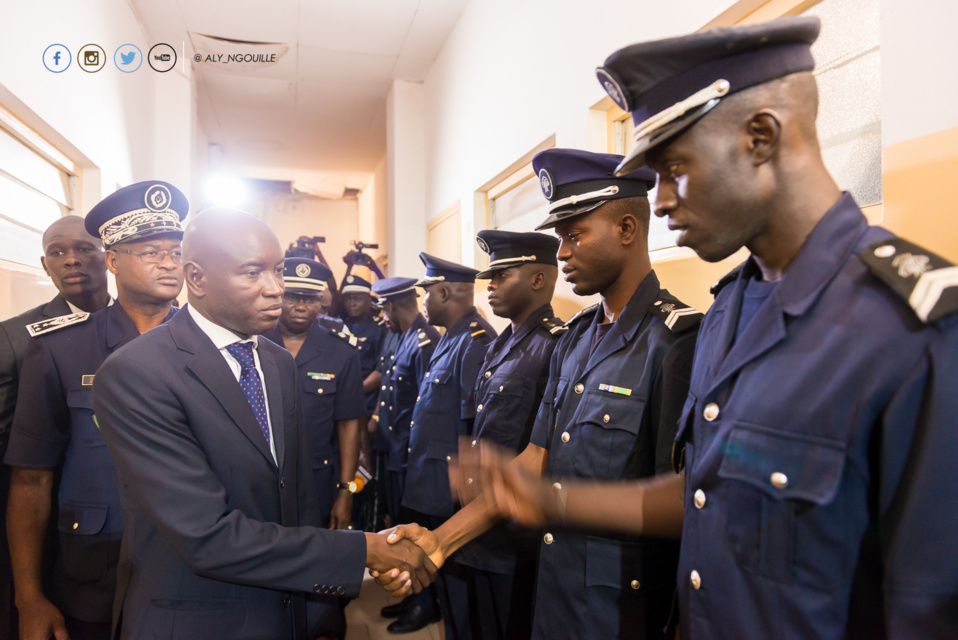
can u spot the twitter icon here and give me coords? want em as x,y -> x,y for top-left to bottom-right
114,45 -> 142,72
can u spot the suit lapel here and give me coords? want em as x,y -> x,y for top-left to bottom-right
172,312 -> 277,467
259,345 -> 286,470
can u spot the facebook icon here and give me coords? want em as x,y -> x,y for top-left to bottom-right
43,44 -> 71,72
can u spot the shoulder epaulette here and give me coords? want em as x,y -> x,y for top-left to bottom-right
710,261 -> 747,296
26,312 -> 91,337
651,291 -> 703,333
332,329 -> 360,348
417,329 -> 432,348
563,303 -> 599,328
861,237 -> 958,323
468,321 -> 487,338
540,315 -> 568,335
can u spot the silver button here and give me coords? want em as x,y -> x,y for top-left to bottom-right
560,431 -> 570,443
435,378 -> 440,383
417,395 -> 421,401
543,533 -> 554,545
873,244 -> 896,258
770,472 -> 789,489
602,414 -> 610,423
380,401 -> 385,406
574,383 -> 584,394
381,385 -> 386,391
446,455 -> 452,461
471,439 -> 477,447
323,459 -> 328,465
630,579 -> 640,590
73,522 -> 79,530
552,482 -> 562,490
317,388 -> 323,394
398,376 -> 403,381
389,406 -> 393,411
388,426 -> 393,431
703,403 -> 720,422
477,404 -> 483,412
410,420 -> 414,427
484,371 -> 491,379
690,570 -> 701,590
694,489 -> 706,509
498,385 -> 504,392
407,447 -> 411,454
389,386 -> 393,391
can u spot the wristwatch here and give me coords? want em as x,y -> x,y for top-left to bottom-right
336,481 -> 358,493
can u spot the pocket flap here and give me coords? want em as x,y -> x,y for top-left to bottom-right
58,502 -> 108,535
577,390 -> 645,435
303,378 -> 337,396
66,389 -> 94,410
425,439 -> 456,461
428,369 -> 453,385
718,423 -> 846,504
584,535 -> 676,591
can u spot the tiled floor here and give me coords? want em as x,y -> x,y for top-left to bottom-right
344,570 -> 443,640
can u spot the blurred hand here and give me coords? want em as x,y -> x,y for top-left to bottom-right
17,595 -> 70,640
364,532 -> 437,594
329,493 -> 353,530
450,436 -> 555,528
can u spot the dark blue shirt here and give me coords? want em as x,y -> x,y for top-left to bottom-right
344,312 -> 387,415
403,308 -> 496,518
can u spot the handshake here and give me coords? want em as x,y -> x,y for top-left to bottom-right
364,436 -> 559,597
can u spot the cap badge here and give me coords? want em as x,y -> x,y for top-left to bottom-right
538,168 -> 555,200
596,67 -> 630,111
144,184 -> 172,212
346,275 -> 354,283
295,263 -> 311,278
476,237 -> 490,253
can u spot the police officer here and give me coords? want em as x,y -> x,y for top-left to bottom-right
455,230 -> 564,640
399,253 -> 496,639
449,17 -> 958,640
379,150 -> 701,640
370,277 -> 441,633
262,258 -> 365,531
370,306 -> 402,533
5,181 -> 186,640
0,216 -> 111,639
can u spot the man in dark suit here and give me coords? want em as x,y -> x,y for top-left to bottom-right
0,215 -> 110,639
93,207 -> 436,640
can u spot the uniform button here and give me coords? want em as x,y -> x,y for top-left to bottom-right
543,533 -> 554,545
389,406 -> 393,411
425,371 -> 430,377
693,489 -> 706,509
390,355 -> 395,359
471,439 -> 477,447
417,395 -> 421,401
477,404 -> 483,412
434,378 -> 439,383
280,477 -> 286,489
323,460 -> 328,465
73,522 -> 79,530
690,570 -> 701,590
381,401 -> 385,406
389,386 -> 394,391
770,472 -> 789,489
398,376 -> 403,382
560,431 -> 570,443
703,403 -> 720,422
388,426 -> 393,431
381,385 -> 386,391
446,455 -> 452,461
407,447 -> 411,454
630,579 -> 640,590
410,420 -> 414,427
552,482 -> 562,490
602,414 -> 610,423
574,383 -> 584,394
317,388 -> 323,394
498,385 -> 504,392
484,371 -> 491,379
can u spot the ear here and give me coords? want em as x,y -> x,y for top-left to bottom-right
104,249 -> 120,276
184,261 -> 206,298
747,110 -> 782,165
440,284 -> 452,303
618,212 -> 639,247
40,256 -> 50,277
530,269 -> 545,292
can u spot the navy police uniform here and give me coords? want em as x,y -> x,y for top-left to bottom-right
454,230 -> 564,640
599,17 -> 958,638
4,180 -> 186,630
262,259 -> 365,528
370,277 -> 438,525
403,253 -> 496,640
341,275 -> 388,416
528,149 -> 701,640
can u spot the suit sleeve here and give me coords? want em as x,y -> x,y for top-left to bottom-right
92,347 -> 367,597
880,319 -> 958,637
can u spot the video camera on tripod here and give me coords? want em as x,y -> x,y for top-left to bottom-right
343,240 -> 384,280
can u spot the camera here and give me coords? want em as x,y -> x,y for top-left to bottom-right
84,50 -> 99,65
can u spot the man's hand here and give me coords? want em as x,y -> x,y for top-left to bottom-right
16,595 -> 70,640
450,437 -> 556,528
329,493 -> 353,530
364,532 -> 437,595
369,524 -> 444,597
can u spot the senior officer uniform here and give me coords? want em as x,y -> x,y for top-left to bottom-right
262,259 -> 366,527
527,149 -> 701,640
598,18 -> 958,639
370,277 -> 438,526
454,230 -> 565,640
403,253 -> 496,640
4,182 -> 186,633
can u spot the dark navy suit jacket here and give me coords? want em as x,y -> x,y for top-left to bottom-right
93,309 -> 366,640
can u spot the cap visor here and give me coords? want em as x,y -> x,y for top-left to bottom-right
615,99 -> 723,176
535,200 -> 607,230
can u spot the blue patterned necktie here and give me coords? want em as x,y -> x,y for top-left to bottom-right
225,341 -> 271,447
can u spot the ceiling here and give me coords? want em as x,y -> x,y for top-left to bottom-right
129,0 -> 468,189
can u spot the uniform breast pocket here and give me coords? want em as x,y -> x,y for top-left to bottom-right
425,369 -> 455,417
57,501 -> 110,584
584,536 -> 678,594
571,391 -> 645,480
717,423 -> 846,587
67,389 -> 104,447
477,374 -> 530,446
302,378 -> 336,417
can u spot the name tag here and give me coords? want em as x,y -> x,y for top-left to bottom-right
81,375 -> 95,386
598,383 -> 631,396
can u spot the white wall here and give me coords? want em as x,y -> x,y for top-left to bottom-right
357,154 -> 389,271
387,79 -> 427,278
